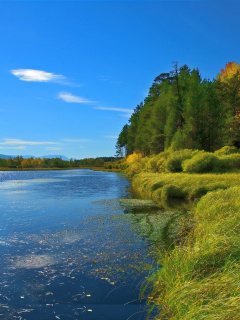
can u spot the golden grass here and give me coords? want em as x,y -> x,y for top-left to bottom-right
132,172 -> 240,201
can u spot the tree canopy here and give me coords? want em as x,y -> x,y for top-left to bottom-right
117,62 -> 240,156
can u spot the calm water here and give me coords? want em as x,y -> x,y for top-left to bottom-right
0,169 -> 157,320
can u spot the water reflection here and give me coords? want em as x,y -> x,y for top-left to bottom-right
119,198 -> 192,252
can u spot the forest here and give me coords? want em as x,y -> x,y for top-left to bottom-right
116,62 -> 240,157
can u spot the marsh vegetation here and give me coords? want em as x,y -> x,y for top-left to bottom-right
109,147 -> 240,319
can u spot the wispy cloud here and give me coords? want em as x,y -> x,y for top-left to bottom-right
0,146 -> 26,150
104,135 -> 118,139
11,69 -> 65,83
0,139 -> 60,146
94,107 -> 133,113
61,139 -> 89,142
58,92 -> 94,104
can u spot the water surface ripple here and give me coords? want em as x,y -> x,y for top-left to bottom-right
0,169 -> 154,320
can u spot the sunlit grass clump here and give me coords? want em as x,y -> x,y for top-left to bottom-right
182,151 -> 219,173
214,145 -> 240,156
164,149 -> 198,173
147,187 -> 240,319
132,172 -> 240,201
121,147 -> 240,176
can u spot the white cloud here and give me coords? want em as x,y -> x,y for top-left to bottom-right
0,146 -> 26,150
104,135 -> 118,139
94,106 -> 133,113
58,92 -> 94,104
11,69 -> 65,82
0,139 -> 60,146
61,139 -> 89,142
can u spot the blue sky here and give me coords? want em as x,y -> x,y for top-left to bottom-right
0,0 -> 239,159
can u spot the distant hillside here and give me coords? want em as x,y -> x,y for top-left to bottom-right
40,155 -> 70,161
0,154 -> 13,159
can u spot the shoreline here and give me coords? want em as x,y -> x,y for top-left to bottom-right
129,171 -> 240,319
0,166 -> 105,171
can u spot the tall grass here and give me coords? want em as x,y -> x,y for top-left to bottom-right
105,146 -> 240,318
132,172 -> 240,201
147,187 -> 240,319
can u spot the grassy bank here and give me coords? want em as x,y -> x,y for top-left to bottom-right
134,176 -> 240,319
145,186 -> 240,319
132,172 -> 240,201
106,146 -> 240,176
110,147 -> 240,319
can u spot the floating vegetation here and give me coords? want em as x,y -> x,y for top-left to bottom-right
119,198 -> 159,213
91,198 -> 122,213
13,254 -> 57,269
120,198 -> 156,208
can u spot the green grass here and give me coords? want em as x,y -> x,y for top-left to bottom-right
100,147 -> 240,319
145,187 -> 240,319
130,171 -> 240,319
131,172 -> 240,201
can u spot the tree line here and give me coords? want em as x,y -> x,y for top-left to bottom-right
0,156 -> 118,169
116,62 -> 240,156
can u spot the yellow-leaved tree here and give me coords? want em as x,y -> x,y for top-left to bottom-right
217,61 -> 240,147
218,61 -> 240,83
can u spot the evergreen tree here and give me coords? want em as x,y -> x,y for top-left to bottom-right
116,61 -> 240,156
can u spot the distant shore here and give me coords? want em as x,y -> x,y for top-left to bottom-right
0,166 -> 106,171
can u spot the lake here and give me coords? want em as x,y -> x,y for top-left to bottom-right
0,169 -> 159,320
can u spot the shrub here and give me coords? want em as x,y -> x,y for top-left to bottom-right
119,163 -> 128,170
182,152 -> 219,173
214,145 -> 239,156
217,154 -> 240,171
156,151 -> 170,172
144,156 -> 157,172
125,158 -> 148,178
164,149 -> 198,173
